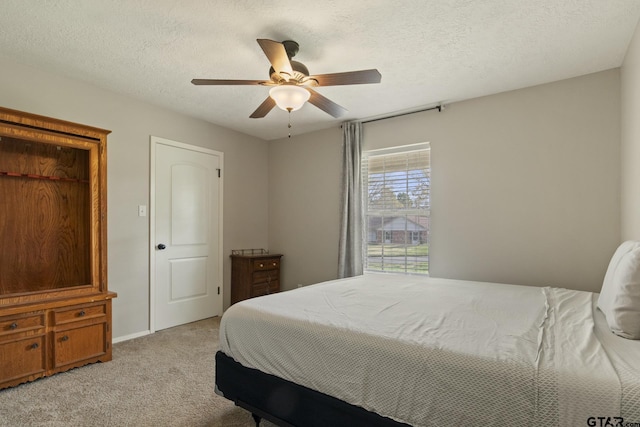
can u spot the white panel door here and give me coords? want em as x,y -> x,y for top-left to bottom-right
153,138 -> 222,331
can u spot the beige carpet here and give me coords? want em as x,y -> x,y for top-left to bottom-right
0,317 -> 277,427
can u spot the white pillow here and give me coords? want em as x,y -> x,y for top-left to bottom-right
598,240 -> 640,339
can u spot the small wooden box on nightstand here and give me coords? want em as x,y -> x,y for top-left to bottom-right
230,251 -> 283,305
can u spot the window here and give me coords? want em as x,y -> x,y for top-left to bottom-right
362,143 -> 430,274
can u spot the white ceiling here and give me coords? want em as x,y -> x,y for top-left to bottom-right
0,1 -> 639,141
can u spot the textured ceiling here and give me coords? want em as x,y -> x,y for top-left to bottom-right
0,1 -> 639,140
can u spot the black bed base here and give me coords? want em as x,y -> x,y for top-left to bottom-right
215,351 -> 410,427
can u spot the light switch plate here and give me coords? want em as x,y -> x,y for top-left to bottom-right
138,205 -> 147,217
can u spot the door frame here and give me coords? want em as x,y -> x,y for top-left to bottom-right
149,136 -> 224,333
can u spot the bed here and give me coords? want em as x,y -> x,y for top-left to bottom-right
216,258 -> 640,426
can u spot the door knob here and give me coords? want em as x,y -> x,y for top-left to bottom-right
157,243 -> 166,250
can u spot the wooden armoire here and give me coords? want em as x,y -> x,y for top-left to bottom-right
0,106 -> 116,389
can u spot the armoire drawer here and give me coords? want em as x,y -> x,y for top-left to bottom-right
0,312 -> 45,341
53,322 -> 107,368
0,335 -> 46,384
53,302 -> 107,325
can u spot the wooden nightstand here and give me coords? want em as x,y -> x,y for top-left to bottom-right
230,253 -> 283,305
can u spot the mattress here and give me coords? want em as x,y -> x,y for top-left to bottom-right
219,273 -> 639,426
593,296 -> 640,422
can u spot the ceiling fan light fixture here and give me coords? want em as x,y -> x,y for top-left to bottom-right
192,39 -> 381,120
269,85 -> 310,112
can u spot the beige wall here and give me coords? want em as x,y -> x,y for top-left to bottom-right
270,70 -> 621,293
0,56 -> 270,340
268,127 -> 343,288
622,20 -> 640,240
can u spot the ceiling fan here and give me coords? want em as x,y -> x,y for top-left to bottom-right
191,39 -> 382,119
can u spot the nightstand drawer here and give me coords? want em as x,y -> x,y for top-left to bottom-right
252,270 -> 278,284
250,281 -> 279,298
252,258 -> 280,270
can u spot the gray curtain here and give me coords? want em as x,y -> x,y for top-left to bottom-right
338,121 -> 364,278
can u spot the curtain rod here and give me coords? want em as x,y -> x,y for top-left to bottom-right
361,104 -> 443,125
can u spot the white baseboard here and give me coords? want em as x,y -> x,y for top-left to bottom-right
113,330 -> 151,344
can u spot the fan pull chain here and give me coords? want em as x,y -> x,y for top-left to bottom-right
288,109 -> 292,138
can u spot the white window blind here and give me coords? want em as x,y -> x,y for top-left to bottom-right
362,143 -> 430,274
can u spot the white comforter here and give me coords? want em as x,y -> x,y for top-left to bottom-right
219,273 -> 627,426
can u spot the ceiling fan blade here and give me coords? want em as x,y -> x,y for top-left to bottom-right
307,88 -> 347,118
311,69 -> 382,86
257,39 -> 293,76
250,96 -> 276,119
191,79 -> 269,85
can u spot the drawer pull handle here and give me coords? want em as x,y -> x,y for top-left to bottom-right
9,322 -> 18,330
78,310 -> 86,317
272,262 -> 277,266
259,263 -> 264,267
61,335 -> 69,342
31,343 -> 39,349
